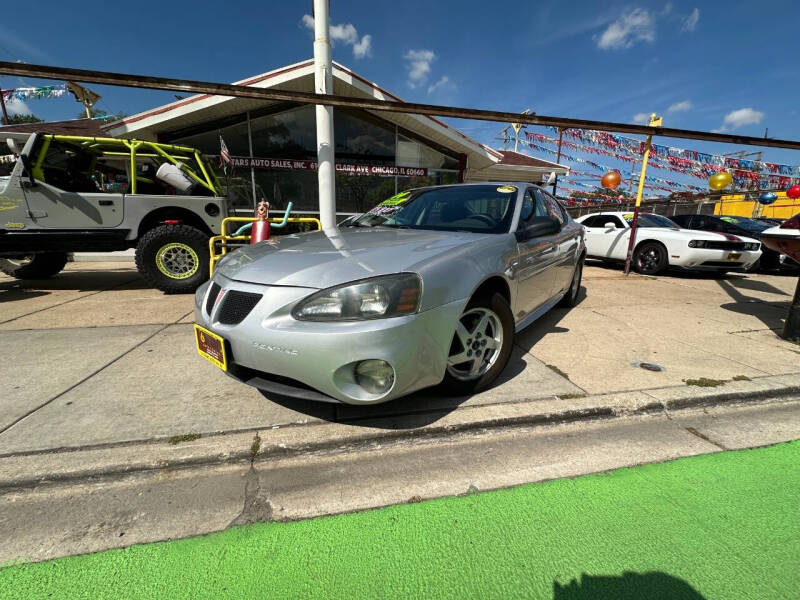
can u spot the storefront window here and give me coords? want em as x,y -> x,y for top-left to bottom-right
397,134 -> 459,170
397,170 -> 459,192
334,109 -> 395,163
249,107 -> 317,159
172,118 -> 250,156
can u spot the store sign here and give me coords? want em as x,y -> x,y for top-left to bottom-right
226,156 -> 428,177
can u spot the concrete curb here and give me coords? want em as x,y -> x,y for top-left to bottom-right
2,373 -> 799,490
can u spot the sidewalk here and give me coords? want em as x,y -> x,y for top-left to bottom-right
1,262 -> 798,459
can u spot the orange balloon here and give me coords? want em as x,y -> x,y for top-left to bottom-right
601,171 -> 621,189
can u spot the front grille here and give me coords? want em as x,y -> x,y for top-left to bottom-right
217,290 -> 262,325
205,282 -> 221,315
704,241 -> 745,250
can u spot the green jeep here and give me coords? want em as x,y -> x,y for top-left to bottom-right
0,133 -> 228,293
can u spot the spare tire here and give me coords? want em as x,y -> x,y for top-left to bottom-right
0,252 -> 68,279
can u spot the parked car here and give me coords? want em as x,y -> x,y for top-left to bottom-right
194,183 -> 586,405
752,217 -> 783,227
575,211 -> 761,275
758,213 -> 800,265
670,214 -> 797,270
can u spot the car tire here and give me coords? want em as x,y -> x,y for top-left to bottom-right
135,224 -> 210,294
558,255 -> 584,308
633,241 -> 667,275
0,252 -> 68,279
441,292 -> 514,396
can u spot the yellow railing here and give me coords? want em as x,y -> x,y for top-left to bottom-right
208,216 -> 322,275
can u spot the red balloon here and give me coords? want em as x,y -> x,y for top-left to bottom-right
601,171 -> 621,190
787,185 -> 800,199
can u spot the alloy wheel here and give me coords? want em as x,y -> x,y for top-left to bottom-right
155,243 -> 199,280
446,307 -> 504,381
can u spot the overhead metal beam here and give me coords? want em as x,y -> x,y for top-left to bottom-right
2,60 -> 799,151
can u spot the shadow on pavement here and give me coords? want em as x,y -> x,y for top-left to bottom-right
0,288 -> 50,303
725,276 -> 791,297
716,278 -> 789,331
265,287 -> 586,430
0,269 -> 143,295
554,572 -> 707,600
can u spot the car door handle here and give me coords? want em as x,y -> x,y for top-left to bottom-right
98,200 -> 114,206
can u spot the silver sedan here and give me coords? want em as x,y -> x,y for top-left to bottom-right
193,183 -> 585,404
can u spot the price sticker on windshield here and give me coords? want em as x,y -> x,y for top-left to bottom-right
380,191 -> 411,206
496,185 -> 517,193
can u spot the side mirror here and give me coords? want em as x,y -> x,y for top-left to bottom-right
6,138 -> 19,155
515,216 -> 561,241
604,222 -> 616,231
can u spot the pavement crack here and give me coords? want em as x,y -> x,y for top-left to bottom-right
228,464 -> 273,527
662,405 -> 728,450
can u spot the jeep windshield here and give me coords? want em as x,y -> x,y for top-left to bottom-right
349,184 -> 517,234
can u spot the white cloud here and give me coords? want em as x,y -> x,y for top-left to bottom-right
404,49 -> 435,88
632,112 -> 651,124
301,15 -> 372,59
5,97 -> 31,116
595,8 -> 656,49
661,3 -> 673,15
682,8 -> 700,32
667,100 -> 692,113
352,34 -> 372,59
716,107 -> 765,132
427,75 -> 451,95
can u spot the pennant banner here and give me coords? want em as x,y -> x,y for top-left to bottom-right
1,85 -> 67,101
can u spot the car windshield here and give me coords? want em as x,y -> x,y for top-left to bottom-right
719,216 -> 771,232
349,185 -> 517,234
621,213 -> 678,228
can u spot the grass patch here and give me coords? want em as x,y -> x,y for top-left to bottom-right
732,375 -> 752,381
546,364 -> 569,380
2,442 -> 798,599
557,393 -> 586,400
249,433 -> 261,460
167,433 -> 200,445
683,377 -> 726,388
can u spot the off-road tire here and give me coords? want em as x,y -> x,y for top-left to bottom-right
558,254 -> 584,308
441,292 -> 515,396
633,241 -> 668,275
135,224 -> 210,294
0,252 -> 68,279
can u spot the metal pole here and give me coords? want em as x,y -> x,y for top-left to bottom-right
783,277 -> 800,340
246,110 -> 257,210
625,113 -> 662,275
552,127 -> 563,196
0,83 -> 9,125
313,0 -> 336,230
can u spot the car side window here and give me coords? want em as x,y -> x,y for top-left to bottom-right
541,190 -> 569,225
534,189 -> 560,223
582,215 -> 602,227
520,190 -> 548,228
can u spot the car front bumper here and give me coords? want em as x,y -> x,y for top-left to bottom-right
194,274 -> 467,404
671,247 -> 761,271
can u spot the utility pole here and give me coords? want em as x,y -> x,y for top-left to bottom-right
313,0 -> 336,230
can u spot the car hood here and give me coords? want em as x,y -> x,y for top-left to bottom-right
215,227 -> 490,288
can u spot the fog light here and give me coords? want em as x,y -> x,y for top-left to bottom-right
354,360 -> 395,395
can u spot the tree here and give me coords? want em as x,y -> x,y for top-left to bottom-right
4,113 -> 44,125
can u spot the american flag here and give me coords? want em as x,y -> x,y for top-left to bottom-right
219,135 -> 233,174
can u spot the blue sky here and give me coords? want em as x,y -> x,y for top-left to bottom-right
1,0 -> 798,183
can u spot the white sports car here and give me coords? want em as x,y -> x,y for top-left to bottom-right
574,211 -> 762,275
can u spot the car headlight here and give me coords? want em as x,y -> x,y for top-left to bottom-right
292,273 -> 422,321
688,240 -> 708,248
744,242 -> 761,251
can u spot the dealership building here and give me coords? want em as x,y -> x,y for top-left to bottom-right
107,60 -> 568,215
